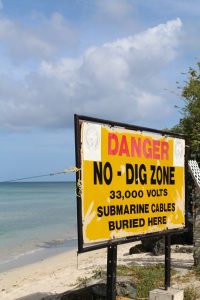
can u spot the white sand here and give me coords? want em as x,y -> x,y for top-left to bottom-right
0,242 -> 194,300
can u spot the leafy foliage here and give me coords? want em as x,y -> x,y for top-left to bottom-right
174,63 -> 200,159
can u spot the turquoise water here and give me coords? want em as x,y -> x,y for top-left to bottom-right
0,182 -> 77,272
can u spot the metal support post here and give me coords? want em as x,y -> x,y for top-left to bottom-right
165,234 -> 171,290
107,244 -> 117,300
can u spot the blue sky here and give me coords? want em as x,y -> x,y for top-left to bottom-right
0,0 -> 199,182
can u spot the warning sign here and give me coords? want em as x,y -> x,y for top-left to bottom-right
75,115 -> 186,249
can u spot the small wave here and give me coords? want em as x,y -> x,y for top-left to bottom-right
38,238 -> 77,249
0,247 -> 43,265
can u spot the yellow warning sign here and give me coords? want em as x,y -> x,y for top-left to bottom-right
78,119 -> 185,245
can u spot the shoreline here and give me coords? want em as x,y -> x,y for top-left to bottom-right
0,242 -> 194,300
0,244 -> 111,300
0,181 -> 77,274
0,238 -> 78,274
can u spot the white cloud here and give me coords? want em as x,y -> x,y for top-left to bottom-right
0,13 -> 77,61
0,18 -> 182,131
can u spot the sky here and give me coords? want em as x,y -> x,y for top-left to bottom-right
0,0 -> 200,182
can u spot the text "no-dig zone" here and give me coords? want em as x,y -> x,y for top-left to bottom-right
93,162 -> 175,185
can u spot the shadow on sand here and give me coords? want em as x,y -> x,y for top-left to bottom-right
16,284 -> 108,300
16,293 -> 59,300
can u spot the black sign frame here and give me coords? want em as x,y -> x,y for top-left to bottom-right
74,114 -> 188,254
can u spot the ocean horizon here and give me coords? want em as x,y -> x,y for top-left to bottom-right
0,181 -> 78,272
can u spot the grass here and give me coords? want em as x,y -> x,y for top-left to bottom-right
117,264 -> 164,298
75,264 -> 200,299
77,264 -> 165,298
193,265 -> 200,279
184,286 -> 200,300
75,276 -> 91,287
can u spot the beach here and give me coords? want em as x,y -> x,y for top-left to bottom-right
0,183 -> 198,299
0,242 -> 195,300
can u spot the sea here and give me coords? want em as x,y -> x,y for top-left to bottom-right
0,182 -> 77,273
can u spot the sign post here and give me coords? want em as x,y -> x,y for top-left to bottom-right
74,114 -> 187,297
165,234 -> 171,290
107,244 -> 117,299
